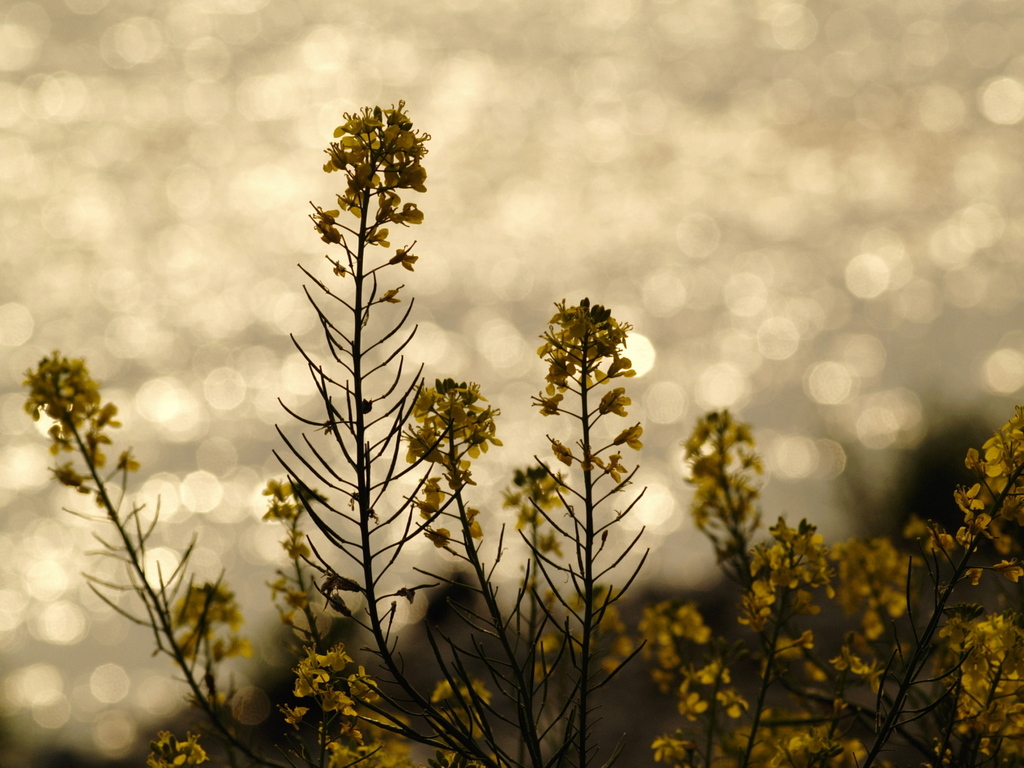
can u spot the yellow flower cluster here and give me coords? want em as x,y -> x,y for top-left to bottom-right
684,411 -> 762,568
534,299 -> 642,476
651,732 -> 697,768
741,518 -> 834,632
406,379 -> 501,485
22,352 -> 138,490
502,465 -> 565,556
283,643 -> 380,746
831,537 -> 908,641
639,601 -> 712,692
147,731 -> 208,768
319,101 -> 428,229
173,583 -> 252,663
940,611 -> 1024,756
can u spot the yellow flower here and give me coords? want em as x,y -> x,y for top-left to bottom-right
425,527 -> 451,548
613,423 -> 643,451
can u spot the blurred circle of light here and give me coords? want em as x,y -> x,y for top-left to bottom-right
133,672 -> 181,717
36,72 -> 88,122
0,444 -> 49,490
31,696 -> 69,729
477,318 -> 528,371
619,482 -> 678,533
903,20 -> 948,69
642,381 -> 688,425
90,663 -> 130,705
0,588 -> 27,632
101,16 -> 164,68
843,334 -> 886,378
724,273 -> 768,317
6,663 -> 63,709
756,316 -> 800,360
642,269 -> 687,317
409,322 -> 450,366
0,303 -> 33,345
0,20 -> 42,72
844,253 -> 890,299
183,37 -> 232,82
24,558 -> 68,601
894,279 -> 940,324
855,389 -> 923,450
180,470 -> 224,514
301,25 -> 348,72
93,709 -> 137,757
136,473 -> 182,521
143,546 -> 181,587
979,77 -> 1024,125
282,352 -> 317,396
817,440 -> 848,478
627,333 -> 655,377
958,203 -> 1004,250
165,164 -> 211,217
32,601 -> 88,645
805,361 -> 854,405
983,348 -> 1024,394
768,435 -> 820,480
271,292 -> 316,335
918,84 -> 965,133
768,4 -> 817,51
136,377 -> 202,436
231,686 -> 271,725
695,363 -> 749,409
676,213 -> 720,259
204,367 -> 247,411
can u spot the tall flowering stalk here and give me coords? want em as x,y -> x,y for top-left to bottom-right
23,353 -> 271,768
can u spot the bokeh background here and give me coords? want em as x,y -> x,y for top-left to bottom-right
3,0 -> 1024,762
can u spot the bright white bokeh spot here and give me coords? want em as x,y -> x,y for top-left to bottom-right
136,377 -> 201,433
282,352 -> 317,396
845,252 -> 890,298
24,558 -> 68,601
135,473 -> 182,521
619,482 -> 679,532
204,367 -> 246,410
983,348 -> 1024,394
180,470 -> 223,514
33,601 -> 88,645
0,303 -> 33,345
642,381 -> 688,424
855,389 -> 923,449
695,363 -> 749,409
90,663 -> 130,704
143,546 -> 181,587
5,663 -> 63,708
93,709 -> 137,756
626,333 -> 655,377
0,443 -> 50,490
477,318 -> 528,371
805,361 -> 854,405
768,435 -> 820,480
979,77 -> 1024,125
757,316 -> 800,360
